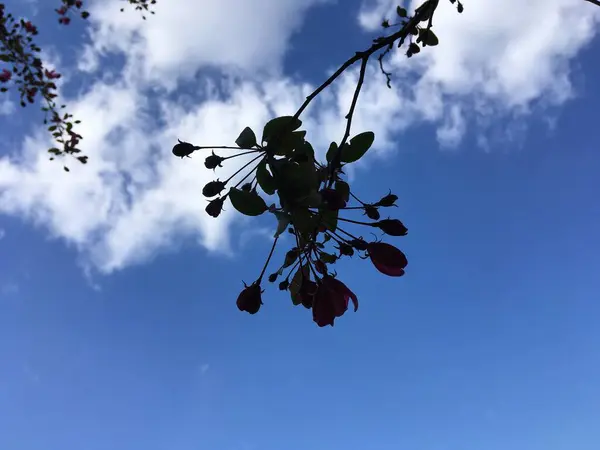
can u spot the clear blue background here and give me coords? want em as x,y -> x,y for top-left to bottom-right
1,1 -> 600,449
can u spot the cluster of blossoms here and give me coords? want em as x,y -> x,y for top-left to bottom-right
173,0 -> 465,327
174,119 -> 409,327
0,0 -> 157,169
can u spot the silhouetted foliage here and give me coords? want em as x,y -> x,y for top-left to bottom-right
2,0 -> 599,326
176,0 -> 466,326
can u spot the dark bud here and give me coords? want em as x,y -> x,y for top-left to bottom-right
172,139 -> 199,158
320,188 -> 347,210
350,238 -> 368,251
364,205 -> 380,220
241,183 -> 252,192
408,43 -> 420,55
374,219 -> 408,236
279,279 -> 290,291
367,242 -> 407,277
268,273 -> 278,283
377,192 -> 398,207
339,243 -> 354,256
204,151 -> 224,170
202,180 -> 226,198
236,282 -> 263,314
205,197 -> 225,218
315,260 -> 327,275
457,2 -> 464,13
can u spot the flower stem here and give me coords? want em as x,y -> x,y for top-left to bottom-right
226,154 -> 264,185
257,236 -> 279,283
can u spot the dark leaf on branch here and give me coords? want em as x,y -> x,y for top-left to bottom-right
340,131 -> 375,163
228,187 -> 268,216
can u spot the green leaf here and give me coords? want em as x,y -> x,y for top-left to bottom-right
275,130 -> 306,157
291,209 -> 315,235
419,29 -> 439,46
235,127 -> 257,148
321,208 -> 338,232
262,116 -> 302,144
276,161 -> 319,207
319,252 -> 337,264
302,191 -> 322,208
296,140 -> 315,160
335,181 -> 350,203
396,6 -> 407,17
48,125 -> 57,131
283,249 -> 299,268
290,264 -> 309,305
256,159 -> 276,195
274,212 -> 291,238
326,142 -> 338,163
340,131 -> 375,163
228,188 -> 268,216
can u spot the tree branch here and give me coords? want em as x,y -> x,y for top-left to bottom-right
290,0 -> 433,122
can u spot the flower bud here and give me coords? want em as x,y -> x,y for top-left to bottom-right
315,260 -> 327,274
268,273 -> 278,283
367,242 -> 407,277
236,282 -> 263,314
172,139 -> 199,158
377,192 -> 398,207
374,219 -> 407,236
205,197 -> 225,218
204,151 -> 224,170
364,205 -> 380,220
338,243 -> 354,256
279,279 -> 290,291
202,180 -> 226,198
350,238 -> 368,251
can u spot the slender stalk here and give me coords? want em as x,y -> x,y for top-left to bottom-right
225,154 -> 264,184
257,236 -> 279,283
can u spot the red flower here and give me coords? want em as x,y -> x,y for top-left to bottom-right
312,276 -> 358,327
236,282 -> 263,314
45,69 -> 61,80
58,17 -> 71,25
0,69 -> 11,83
56,6 -> 67,15
23,21 -> 37,34
75,0 -> 83,7
367,242 -> 407,277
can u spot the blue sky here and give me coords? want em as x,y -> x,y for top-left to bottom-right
2,0 -> 600,449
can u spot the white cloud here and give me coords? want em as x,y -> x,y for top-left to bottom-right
0,98 -> 15,116
359,0 -> 600,144
0,0 -> 599,275
79,0 -> 331,88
